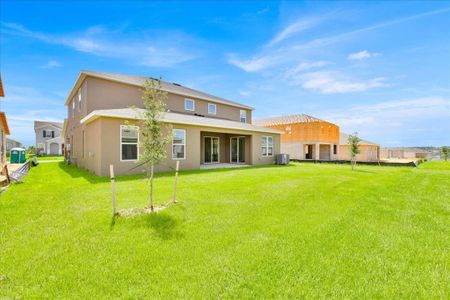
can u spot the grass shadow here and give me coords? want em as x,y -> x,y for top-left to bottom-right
110,214 -> 118,230
111,210 -> 183,240
143,213 -> 182,240
57,161 -> 296,184
352,169 -> 376,174
57,162 -> 147,184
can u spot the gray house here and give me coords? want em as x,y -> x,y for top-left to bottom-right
6,138 -> 24,152
34,120 -> 64,155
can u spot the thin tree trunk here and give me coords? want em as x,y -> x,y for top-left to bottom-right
150,164 -> 154,212
351,158 -> 354,171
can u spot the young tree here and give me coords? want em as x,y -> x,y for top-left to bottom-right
27,146 -> 36,155
348,132 -> 361,171
138,78 -> 171,211
441,146 -> 449,161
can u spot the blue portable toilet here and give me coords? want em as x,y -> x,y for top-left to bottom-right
10,148 -> 26,164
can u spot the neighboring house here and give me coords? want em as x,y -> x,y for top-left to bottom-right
253,114 -> 340,160
64,71 -> 281,176
6,138 -> 24,152
34,120 -> 64,155
380,147 -> 432,160
339,133 -> 380,162
255,114 -> 381,162
0,74 -> 11,167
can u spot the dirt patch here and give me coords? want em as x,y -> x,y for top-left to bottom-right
117,205 -> 169,217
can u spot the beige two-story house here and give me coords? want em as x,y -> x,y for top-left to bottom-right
64,71 -> 281,176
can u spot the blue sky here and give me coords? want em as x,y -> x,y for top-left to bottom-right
1,1 -> 449,147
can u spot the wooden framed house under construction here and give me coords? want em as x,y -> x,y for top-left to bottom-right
254,114 -> 340,161
254,114 -> 380,162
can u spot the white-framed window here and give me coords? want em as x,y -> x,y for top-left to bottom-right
78,88 -> 82,112
240,109 -> 247,123
37,143 -> 45,150
172,129 -> 186,160
261,136 -> 273,157
120,125 -> 139,161
208,103 -> 217,115
184,98 -> 195,111
42,130 -> 55,138
72,99 -> 75,118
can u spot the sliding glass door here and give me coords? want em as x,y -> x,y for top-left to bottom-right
230,137 -> 245,164
204,137 -> 220,164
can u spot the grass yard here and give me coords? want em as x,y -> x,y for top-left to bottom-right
36,155 -> 64,161
0,162 -> 449,298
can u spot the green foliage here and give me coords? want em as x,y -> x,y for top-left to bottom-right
135,78 -> 172,210
27,146 -> 36,154
440,146 -> 449,161
0,162 -> 448,298
138,78 -> 171,169
347,132 -> 361,170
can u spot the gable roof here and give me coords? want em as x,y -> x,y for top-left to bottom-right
6,137 -> 23,145
340,132 -> 379,146
34,120 -> 63,132
253,114 -> 331,126
0,112 -> 10,135
64,70 -> 254,110
80,108 -> 282,134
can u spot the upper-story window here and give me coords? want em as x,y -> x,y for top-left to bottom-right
77,88 -> 82,112
240,110 -> 247,123
43,130 -> 55,138
184,98 -> 195,111
72,99 -> 75,118
208,103 -> 217,115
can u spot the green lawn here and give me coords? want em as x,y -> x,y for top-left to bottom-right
36,155 -> 64,161
0,162 -> 449,298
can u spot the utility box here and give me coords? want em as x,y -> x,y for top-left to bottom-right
10,148 -> 26,164
276,154 -> 290,165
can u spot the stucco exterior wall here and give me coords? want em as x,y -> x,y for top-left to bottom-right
83,77 -> 252,124
35,125 -> 62,151
73,117 -> 279,176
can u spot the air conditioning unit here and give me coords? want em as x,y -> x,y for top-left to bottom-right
276,154 -> 290,165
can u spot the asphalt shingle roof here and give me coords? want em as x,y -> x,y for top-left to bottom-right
77,71 -> 253,110
253,114 -> 327,126
80,108 -> 281,134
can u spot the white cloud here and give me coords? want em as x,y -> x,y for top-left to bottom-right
227,54 -> 275,72
347,50 -> 380,61
2,23 -> 195,67
322,97 -> 450,145
282,61 -> 330,78
239,90 -> 251,97
41,60 -> 62,69
297,71 -> 387,94
267,16 -> 324,46
256,8 -> 269,15
2,85 -> 66,146
228,7 -> 450,73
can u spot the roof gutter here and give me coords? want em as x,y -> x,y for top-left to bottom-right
80,111 -> 282,135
